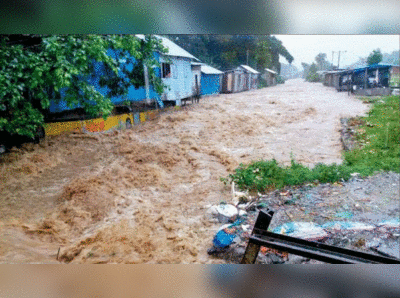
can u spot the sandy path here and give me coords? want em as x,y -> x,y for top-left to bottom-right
0,79 -> 370,263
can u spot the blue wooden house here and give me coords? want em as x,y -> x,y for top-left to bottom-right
145,35 -> 201,106
199,64 -> 223,96
48,35 -> 200,114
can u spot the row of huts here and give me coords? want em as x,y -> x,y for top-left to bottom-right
319,63 -> 400,96
43,35 -> 279,136
49,35 -> 278,115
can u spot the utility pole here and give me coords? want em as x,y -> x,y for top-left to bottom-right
337,50 -> 347,69
246,50 -> 249,65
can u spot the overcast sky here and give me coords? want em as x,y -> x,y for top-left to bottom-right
274,35 -> 399,70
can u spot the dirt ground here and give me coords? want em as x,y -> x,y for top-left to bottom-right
1,78 -> 383,264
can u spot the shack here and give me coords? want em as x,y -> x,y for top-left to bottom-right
200,64 -> 223,96
263,68 -> 277,86
191,62 -> 202,98
336,70 -> 353,92
222,67 -> 246,93
323,70 -> 345,88
238,65 -> 260,90
351,63 -> 393,95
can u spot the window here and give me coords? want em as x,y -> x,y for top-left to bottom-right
162,63 -> 171,78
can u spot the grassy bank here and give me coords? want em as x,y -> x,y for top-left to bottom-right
223,95 -> 399,192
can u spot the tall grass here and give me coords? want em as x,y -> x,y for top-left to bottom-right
223,95 -> 399,192
343,95 -> 399,176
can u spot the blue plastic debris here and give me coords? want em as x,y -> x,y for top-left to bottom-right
378,219 -> 400,228
322,221 -> 375,231
272,222 -> 328,240
213,229 -> 239,248
335,211 -> 354,219
212,219 -> 245,249
272,222 -> 296,234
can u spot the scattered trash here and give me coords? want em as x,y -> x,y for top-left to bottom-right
353,238 -> 366,248
256,202 -> 268,209
231,182 -> 249,206
322,221 -> 375,231
206,205 -> 219,216
208,170 -> 400,264
272,222 -> 328,240
241,224 -> 251,232
378,219 -> 400,229
284,197 -> 298,205
215,204 -> 239,223
335,211 -> 354,219
208,219 -> 245,253
268,253 -> 286,264
280,190 -> 291,196
238,210 -> 247,217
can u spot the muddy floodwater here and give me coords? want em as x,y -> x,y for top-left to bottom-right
0,79 -> 379,263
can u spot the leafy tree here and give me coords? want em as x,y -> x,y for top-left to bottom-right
381,50 -> 399,65
221,50 -> 239,68
367,49 -> 383,65
301,62 -> 311,79
166,34 -> 294,73
0,34 -> 167,139
306,63 -> 319,82
255,41 -> 273,70
314,53 -> 333,71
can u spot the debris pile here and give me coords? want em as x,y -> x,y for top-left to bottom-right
207,174 -> 400,264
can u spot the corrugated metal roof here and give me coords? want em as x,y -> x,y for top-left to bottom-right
265,68 -> 277,74
240,65 -> 259,74
325,70 -> 345,74
201,64 -> 223,75
136,35 -> 200,61
352,63 -> 394,74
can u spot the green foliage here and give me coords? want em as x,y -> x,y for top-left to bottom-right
302,53 -> 334,80
389,75 -> 400,87
226,158 -> 352,193
276,75 -> 285,84
258,77 -> 268,89
97,35 -> 167,98
367,49 -> 383,65
165,35 -> 294,73
344,95 -> 400,175
314,53 -> 333,71
254,41 -> 273,70
306,63 -> 319,82
223,95 -> 399,193
0,34 -> 167,138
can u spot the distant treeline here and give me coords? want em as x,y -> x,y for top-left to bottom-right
164,35 -> 294,74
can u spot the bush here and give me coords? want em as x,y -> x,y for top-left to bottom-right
276,75 -> 285,84
258,77 -> 268,89
306,73 -> 320,82
226,158 -> 352,193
